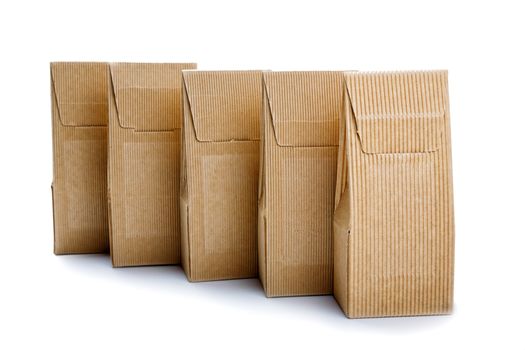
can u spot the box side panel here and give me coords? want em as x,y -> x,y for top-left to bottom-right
180,82 -> 192,278
333,190 -> 350,316
258,86 -> 271,292
333,94 -> 351,315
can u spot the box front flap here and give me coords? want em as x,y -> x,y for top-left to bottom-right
346,71 -> 447,154
183,71 -> 261,142
51,62 -> 108,127
110,63 -> 196,132
263,71 -> 343,147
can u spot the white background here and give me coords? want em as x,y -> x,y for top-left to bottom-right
0,0 -> 524,349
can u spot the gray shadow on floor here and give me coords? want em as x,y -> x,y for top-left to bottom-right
57,254 -> 454,334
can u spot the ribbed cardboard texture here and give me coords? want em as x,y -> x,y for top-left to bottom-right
180,71 -> 261,281
51,62 -> 109,254
108,62 -> 197,267
333,71 -> 455,318
259,71 -> 343,296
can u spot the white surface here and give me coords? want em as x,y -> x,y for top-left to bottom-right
0,0 -> 524,349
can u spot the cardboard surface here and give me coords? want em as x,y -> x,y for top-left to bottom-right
108,62 -> 196,267
333,71 -> 455,318
51,62 -> 109,254
180,70 -> 261,281
50,63 -> 455,318
259,71 -> 343,296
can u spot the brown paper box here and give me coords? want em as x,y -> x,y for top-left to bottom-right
108,62 -> 196,267
259,71 -> 344,296
333,71 -> 455,318
180,71 -> 262,281
51,62 -> 109,254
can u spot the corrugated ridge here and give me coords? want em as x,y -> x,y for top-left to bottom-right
183,70 -> 262,142
263,71 -> 343,123
346,70 -> 446,117
342,70 -> 454,317
110,63 -> 194,88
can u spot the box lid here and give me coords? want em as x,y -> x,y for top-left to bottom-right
183,70 -> 261,142
51,62 -> 108,127
109,63 -> 196,132
263,71 -> 343,147
345,71 -> 448,154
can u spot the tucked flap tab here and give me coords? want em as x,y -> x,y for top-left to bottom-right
51,62 -> 108,126
110,62 -> 196,132
346,71 -> 448,154
117,87 -> 181,131
263,71 -> 343,147
184,71 -> 261,141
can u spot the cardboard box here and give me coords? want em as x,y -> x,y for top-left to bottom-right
51,62 -> 109,254
108,62 -> 196,267
259,71 -> 343,296
180,70 -> 262,281
333,71 -> 455,318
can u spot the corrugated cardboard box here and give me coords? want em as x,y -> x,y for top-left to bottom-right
108,62 -> 196,267
333,70 -> 455,318
259,71 -> 343,296
180,70 -> 261,281
51,62 -> 109,254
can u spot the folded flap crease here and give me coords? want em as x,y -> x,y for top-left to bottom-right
51,62 -> 108,127
345,71 -> 448,154
263,71 -> 343,147
183,71 -> 262,142
109,63 -> 196,132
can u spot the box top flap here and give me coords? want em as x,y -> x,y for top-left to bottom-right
345,71 -> 448,154
263,71 -> 343,147
109,62 -> 196,132
51,62 -> 108,127
183,70 -> 261,142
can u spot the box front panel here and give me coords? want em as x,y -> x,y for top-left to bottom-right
187,141 -> 259,281
344,71 -> 454,317
51,62 -> 109,254
266,145 -> 337,296
109,128 -> 181,266
107,63 -> 195,267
